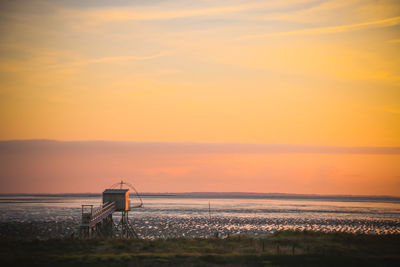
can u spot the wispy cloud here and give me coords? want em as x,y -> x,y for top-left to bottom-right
0,52 -> 167,74
1,140 -> 400,194
61,0 -> 317,23
1,140 -> 399,155
65,4 -> 255,23
38,53 -> 167,72
83,54 -> 165,64
380,106 -> 400,115
56,53 -> 166,67
241,16 -> 400,39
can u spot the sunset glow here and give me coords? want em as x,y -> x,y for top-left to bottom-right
0,0 -> 399,195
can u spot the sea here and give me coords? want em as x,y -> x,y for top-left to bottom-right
0,194 -> 399,239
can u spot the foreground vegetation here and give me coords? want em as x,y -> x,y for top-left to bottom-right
1,231 -> 400,266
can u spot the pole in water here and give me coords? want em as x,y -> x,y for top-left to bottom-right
208,201 -> 211,220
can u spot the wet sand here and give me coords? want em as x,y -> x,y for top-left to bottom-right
1,215 -> 399,240
1,195 -> 399,239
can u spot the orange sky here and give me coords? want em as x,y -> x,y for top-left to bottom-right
0,1 -> 399,194
0,141 -> 399,195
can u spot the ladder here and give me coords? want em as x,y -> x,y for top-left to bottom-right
80,202 -> 116,237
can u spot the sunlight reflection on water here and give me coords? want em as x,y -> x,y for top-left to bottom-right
1,195 -> 399,238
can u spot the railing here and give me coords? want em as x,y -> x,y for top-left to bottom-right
81,199 -> 144,228
80,202 -> 116,227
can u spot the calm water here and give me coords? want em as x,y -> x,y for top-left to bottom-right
1,194 -> 400,238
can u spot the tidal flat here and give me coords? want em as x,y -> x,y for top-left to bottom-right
1,231 -> 400,266
2,194 -> 400,239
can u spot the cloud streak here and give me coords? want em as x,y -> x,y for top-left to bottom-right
1,140 -> 399,155
241,16 -> 400,39
1,140 -> 399,194
67,0 -> 316,23
46,53 -> 167,70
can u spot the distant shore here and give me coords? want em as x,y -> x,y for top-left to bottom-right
1,192 -> 400,203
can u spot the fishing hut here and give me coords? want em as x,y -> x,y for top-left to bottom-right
80,181 -> 143,238
103,189 -> 130,211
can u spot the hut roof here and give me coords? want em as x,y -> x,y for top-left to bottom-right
103,189 -> 129,194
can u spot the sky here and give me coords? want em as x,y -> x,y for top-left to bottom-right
0,0 -> 399,195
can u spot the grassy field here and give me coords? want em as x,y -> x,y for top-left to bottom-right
1,231 -> 400,266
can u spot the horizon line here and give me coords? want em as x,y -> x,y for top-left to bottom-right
1,191 -> 400,198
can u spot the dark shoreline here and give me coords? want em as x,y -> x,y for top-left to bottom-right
1,231 -> 400,266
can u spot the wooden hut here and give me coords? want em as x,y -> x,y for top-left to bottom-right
102,189 -> 129,211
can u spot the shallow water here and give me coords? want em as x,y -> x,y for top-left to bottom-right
0,195 -> 399,238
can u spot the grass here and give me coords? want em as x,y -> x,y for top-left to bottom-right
1,231 -> 400,266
